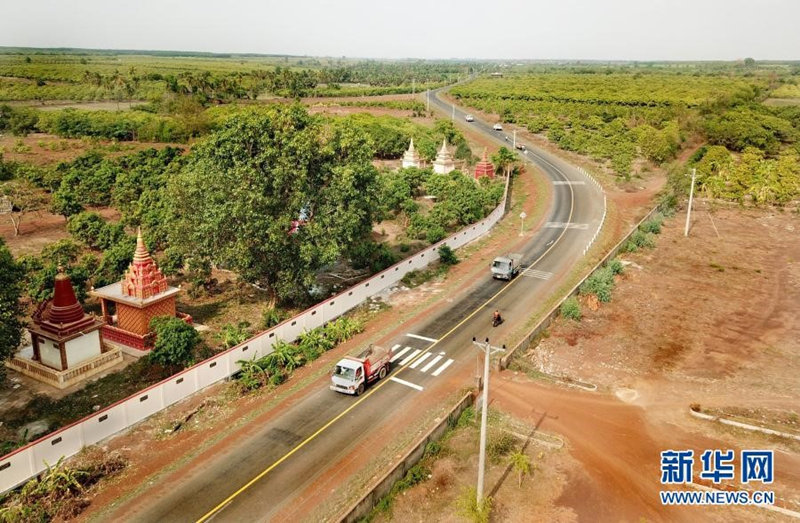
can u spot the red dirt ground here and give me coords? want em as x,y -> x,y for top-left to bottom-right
0,206 -> 120,257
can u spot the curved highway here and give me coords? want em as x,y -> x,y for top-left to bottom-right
107,87 -> 606,523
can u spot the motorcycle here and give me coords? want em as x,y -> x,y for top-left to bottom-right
492,311 -> 503,327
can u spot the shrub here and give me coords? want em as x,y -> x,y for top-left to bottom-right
217,321 -> 252,349
325,316 -> 364,344
560,296 -> 582,321
608,258 -> 624,275
579,266 -> 615,302
640,213 -> 664,234
630,230 -> 657,249
395,463 -> 430,491
487,430 -> 516,463
261,307 -> 289,329
438,244 -> 458,265
148,316 -> 199,368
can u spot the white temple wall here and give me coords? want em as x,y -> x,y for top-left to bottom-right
66,330 -> 102,367
38,338 -> 62,369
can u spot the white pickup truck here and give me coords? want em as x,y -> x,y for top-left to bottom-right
491,253 -> 522,280
330,345 -> 393,396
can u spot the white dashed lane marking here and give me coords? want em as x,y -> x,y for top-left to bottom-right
545,222 -> 588,230
389,377 -> 423,391
522,270 -> 553,280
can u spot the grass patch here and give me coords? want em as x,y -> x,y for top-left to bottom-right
400,264 -> 449,288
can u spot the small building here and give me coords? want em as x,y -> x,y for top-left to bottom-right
401,138 -> 421,169
474,148 -> 495,180
6,269 -> 123,389
432,139 -> 455,175
90,229 -> 191,354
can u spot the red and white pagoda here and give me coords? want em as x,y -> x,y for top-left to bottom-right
473,148 -> 495,180
7,269 -> 123,389
90,229 -> 191,353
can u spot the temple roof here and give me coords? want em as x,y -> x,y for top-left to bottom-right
89,228 -> 179,308
434,139 -> 454,162
437,139 -> 452,158
31,268 -> 101,338
402,138 -> 420,164
122,228 -> 169,300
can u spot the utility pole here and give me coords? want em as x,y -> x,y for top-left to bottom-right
412,78 -> 415,97
426,89 -> 430,112
512,129 -> 517,149
452,103 -> 455,122
684,168 -> 696,237
472,337 -> 505,506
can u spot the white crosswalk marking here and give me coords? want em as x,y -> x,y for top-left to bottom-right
406,333 -> 438,343
545,222 -> 588,230
420,355 -> 443,372
390,346 -> 412,363
400,349 -> 421,365
409,352 -> 432,369
432,359 -> 454,376
523,269 -> 553,280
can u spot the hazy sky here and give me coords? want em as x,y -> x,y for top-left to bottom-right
2,0 -> 798,61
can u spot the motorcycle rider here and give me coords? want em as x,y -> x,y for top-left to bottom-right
492,309 -> 502,326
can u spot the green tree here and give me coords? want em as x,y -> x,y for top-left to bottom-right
0,153 -> 14,181
491,147 -> 517,178
167,104 -> 379,305
149,316 -> 199,367
508,450 -> 532,487
0,238 -> 24,381
93,234 -> 136,287
1,179 -> 49,236
50,188 -> 84,219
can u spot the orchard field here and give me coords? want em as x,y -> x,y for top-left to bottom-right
452,67 -> 800,205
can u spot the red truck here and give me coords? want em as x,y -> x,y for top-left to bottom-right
330,344 -> 393,396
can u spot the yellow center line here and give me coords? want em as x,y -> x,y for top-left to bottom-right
197,142 -> 577,523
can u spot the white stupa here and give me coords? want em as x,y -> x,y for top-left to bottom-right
402,138 -> 421,169
432,139 -> 455,174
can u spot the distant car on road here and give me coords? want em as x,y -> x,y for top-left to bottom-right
465,114 -> 475,122
493,123 -> 503,131
515,143 -> 526,151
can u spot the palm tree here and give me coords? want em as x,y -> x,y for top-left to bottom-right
491,147 -> 517,178
508,450 -> 531,488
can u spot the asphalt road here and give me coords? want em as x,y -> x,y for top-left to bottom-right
118,89 -> 606,523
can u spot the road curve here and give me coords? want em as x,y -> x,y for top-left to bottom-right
106,87 -> 606,523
